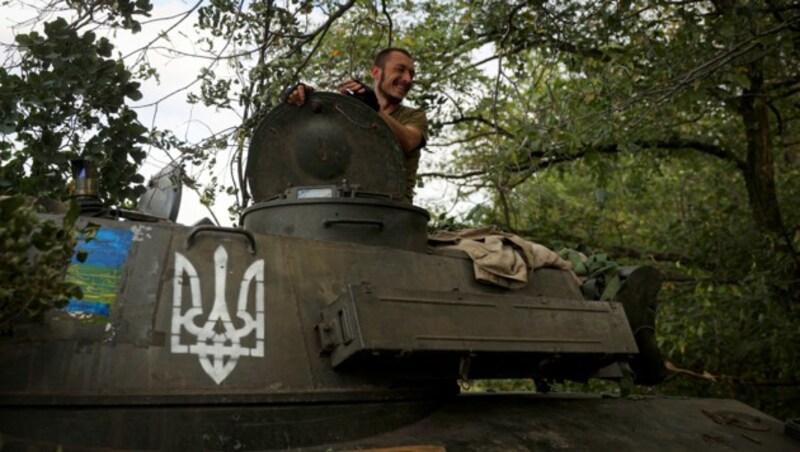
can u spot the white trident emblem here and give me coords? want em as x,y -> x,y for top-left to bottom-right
171,245 -> 265,384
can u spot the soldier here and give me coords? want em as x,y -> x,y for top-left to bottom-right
283,48 -> 429,203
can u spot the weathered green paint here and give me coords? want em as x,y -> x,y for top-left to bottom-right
1,93 -> 796,450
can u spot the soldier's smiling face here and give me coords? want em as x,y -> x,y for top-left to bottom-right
373,51 -> 415,105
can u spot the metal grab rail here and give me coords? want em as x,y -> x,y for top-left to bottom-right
185,225 -> 257,254
322,218 -> 384,229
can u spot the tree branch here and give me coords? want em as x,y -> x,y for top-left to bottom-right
122,0 -> 204,62
417,170 -> 485,180
440,115 -> 513,136
419,137 -> 747,187
380,0 -> 393,46
428,132 -> 502,147
514,138 -> 747,175
298,0 -> 357,40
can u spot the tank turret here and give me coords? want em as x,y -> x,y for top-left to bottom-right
1,93 -> 795,451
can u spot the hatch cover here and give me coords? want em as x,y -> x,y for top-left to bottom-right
246,92 -> 406,201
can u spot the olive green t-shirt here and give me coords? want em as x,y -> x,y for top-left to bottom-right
390,105 -> 429,203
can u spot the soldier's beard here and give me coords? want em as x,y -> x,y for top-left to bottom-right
378,72 -> 403,105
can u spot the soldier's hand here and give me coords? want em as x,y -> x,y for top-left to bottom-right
339,79 -> 366,95
340,79 -> 379,111
282,83 -> 314,106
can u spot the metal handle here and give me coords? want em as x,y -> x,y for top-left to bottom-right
337,308 -> 354,345
322,218 -> 384,229
185,225 -> 257,254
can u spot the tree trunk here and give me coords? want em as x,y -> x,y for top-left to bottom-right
739,62 -> 786,237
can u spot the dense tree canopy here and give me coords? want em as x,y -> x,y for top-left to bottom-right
1,1 -> 154,205
1,0 -> 798,418
413,0 -> 800,417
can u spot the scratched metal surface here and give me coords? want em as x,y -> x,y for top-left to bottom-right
318,394 -> 798,452
0,212 -> 725,450
0,394 -> 795,450
0,215 -> 648,401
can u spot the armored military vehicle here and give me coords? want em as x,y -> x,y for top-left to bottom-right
0,93 -> 796,450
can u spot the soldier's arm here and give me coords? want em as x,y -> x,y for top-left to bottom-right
377,112 -> 424,155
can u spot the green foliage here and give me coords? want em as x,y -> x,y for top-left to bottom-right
397,0 -> 800,418
504,152 -> 799,418
0,14 -> 151,205
559,249 -> 622,301
0,1 -> 160,331
0,196 -> 82,330
658,267 -> 800,419
72,0 -> 154,33
466,379 -> 536,393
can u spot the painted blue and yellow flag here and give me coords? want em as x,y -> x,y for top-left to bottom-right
63,228 -> 134,318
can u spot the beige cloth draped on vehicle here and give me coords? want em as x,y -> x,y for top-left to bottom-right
428,226 -> 580,289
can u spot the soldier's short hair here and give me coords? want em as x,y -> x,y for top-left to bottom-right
373,48 -> 414,68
